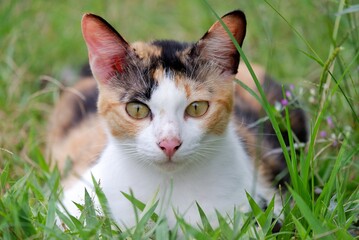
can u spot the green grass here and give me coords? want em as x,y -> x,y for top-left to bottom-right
1,0 -> 358,239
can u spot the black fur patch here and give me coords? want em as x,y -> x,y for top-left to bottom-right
113,58 -> 158,103
71,87 -> 98,125
150,40 -> 210,82
59,83 -> 98,138
152,40 -> 191,73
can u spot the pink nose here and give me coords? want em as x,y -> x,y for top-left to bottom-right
158,138 -> 182,158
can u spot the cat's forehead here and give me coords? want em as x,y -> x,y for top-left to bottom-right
111,40 -> 208,102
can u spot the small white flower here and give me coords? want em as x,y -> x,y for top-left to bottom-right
274,101 -> 282,111
310,88 -> 316,95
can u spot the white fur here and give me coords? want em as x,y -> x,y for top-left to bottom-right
60,74 -> 275,228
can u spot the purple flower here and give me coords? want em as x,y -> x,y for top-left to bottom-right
320,131 -> 327,138
289,84 -> 295,91
326,117 -> 334,128
281,99 -> 288,106
286,90 -> 292,99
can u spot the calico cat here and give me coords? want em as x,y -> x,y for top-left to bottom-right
48,10 -> 307,227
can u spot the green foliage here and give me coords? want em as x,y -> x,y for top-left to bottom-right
1,0 -> 358,238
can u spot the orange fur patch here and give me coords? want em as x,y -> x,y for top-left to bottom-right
153,67 -> 165,83
175,69 -> 235,135
97,86 -> 150,138
53,115 -> 107,188
184,82 -> 191,98
131,41 -> 161,64
204,89 -> 233,135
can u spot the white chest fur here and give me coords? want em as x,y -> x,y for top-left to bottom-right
61,125 -> 273,227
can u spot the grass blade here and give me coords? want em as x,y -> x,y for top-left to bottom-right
83,188 -> 98,229
196,202 -> 214,233
289,187 -> 334,240
121,191 -> 159,223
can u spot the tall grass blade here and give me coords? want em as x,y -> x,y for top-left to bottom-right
315,142 -> 359,216
203,0 -> 297,188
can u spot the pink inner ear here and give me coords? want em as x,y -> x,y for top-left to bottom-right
211,11 -> 246,47
82,14 -> 129,84
197,11 -> 246,74
112,55 -> 123,73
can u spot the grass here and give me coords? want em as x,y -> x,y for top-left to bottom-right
1,0 -> 358,239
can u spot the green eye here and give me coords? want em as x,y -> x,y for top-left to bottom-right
185,101 -> 209,118
126,102 -> 150,119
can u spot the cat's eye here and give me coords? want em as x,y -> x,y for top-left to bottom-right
126,102 -> 150,119
185,101 -> 209,118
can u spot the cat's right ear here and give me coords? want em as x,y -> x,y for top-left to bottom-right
193,10 -> 246,75
82,13 -> 129,84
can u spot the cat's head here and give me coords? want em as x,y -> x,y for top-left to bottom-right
82,11 -> 246,172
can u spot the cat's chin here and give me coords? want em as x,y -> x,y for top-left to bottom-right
154,158 -> 186,172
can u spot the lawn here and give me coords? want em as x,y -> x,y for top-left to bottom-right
0,0 -> 358,239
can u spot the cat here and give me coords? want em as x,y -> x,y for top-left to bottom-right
47,10 -> 307,228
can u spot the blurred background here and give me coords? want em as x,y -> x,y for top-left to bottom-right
1,1 -> 341,81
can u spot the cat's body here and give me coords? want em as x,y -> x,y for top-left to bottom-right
48,11 -> 307,228
62,120 -> 272,227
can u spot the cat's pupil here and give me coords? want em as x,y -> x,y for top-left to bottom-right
126,102 -> 150,119
194,103 -> 198,112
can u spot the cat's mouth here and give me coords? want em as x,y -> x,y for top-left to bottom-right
154,157 -> 184,172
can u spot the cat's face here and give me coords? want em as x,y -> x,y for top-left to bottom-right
82,11 -> 246,171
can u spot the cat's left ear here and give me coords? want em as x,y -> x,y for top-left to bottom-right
82,13 -> 130,84
194,10 -> 246,75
